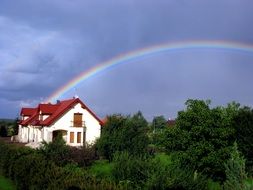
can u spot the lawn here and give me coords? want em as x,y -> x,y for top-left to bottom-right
89,153 -> 172,181
0,175 -> 16,190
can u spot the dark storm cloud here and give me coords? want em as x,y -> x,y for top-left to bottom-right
0,0 -> 253,119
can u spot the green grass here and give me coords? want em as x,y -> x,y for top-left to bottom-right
153,153 -> 172,166
89,160 -> 114,180
0,175 -> 16,190
89,153 -> 172,181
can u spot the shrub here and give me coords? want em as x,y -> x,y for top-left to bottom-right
145,154 -> 172,190
89,160 -> 114,180
69,143 -> 98,167
112,151 -> 149,187
223,142 -> 247,190
97,112 -> 149,161
0,126 -> 7,137
0,141 -> 128,190
38,134 -> 71,166
0,141 -> 33,178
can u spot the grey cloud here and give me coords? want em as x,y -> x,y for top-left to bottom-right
1,0 -> 253,119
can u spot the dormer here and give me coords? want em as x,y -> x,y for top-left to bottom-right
20,108 -> 37,121
39,110 -> 50,121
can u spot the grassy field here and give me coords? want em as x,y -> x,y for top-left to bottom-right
0,175 -> 16,190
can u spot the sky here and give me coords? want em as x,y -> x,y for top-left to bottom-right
1,0 -> 253,120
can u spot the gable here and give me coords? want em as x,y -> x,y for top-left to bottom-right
19,98 -> 103,126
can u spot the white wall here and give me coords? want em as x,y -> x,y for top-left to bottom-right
47,102 -> 101,146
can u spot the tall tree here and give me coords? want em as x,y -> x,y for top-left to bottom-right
152,115 -> 167,132
164,99 -> 238,181
224,142 -> 247,190
234,106 -> 253,174
97,112 -> 149,160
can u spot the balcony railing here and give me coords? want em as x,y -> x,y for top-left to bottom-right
70,121 -> 86,128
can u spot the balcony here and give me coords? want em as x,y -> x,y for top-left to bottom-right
70,121 -> 86,128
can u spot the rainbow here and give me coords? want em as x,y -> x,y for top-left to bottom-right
46,40 -> 253,102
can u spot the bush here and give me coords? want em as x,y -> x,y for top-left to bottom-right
89,160 -> 114,180
69,143 -> 99,167
0,141 -> 129,190
112,151 -> 149,188
97,112 -> 149,161
38,134 -> 71,166
145,154 -> 172,190
0,126 -> 7,137
0,141 -> 33,178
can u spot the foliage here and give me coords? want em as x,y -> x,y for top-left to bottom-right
164,99 -> 238,181
0,119 -> 17,136
207,179 -> 222,190
149,115 -> 168,150
38,134 -> 71,166
233,106 -> 253,174
12,118 -> 19,136
89,160 -> 114,180
151,115 -> 167,131
223,142 -> 247,190
97,112 -> 149,160
0,141 -> 129,190
168,165 -> 208,190
69,143 -> 99,167
112,151 -> 149,187
0,125 -> 8,137
145,153 -> 173,190
0,175 -> 16,190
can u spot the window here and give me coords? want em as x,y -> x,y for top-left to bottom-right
73,113 -> 83,127
77,132 -> 81,143
70,132 -> 74,143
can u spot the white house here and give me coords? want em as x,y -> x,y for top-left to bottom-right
17,97 -> 103,147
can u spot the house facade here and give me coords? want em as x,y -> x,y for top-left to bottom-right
18,98 -> 103,146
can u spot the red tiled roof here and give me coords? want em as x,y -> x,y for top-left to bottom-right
20,108 -> 37,116
39,104 -> 59,114
20,108 -> 39,125
19,98 -> 103,126
167,119 -> 176,127
101,117 -> 108,125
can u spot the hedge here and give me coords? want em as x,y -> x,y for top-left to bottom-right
0,141 -> 130,190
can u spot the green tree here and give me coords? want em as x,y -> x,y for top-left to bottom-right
223,142 -> 247,190
152,115 -> 167,132
13,118 -> 19,135
97,112 -> 149,160
0,125 -> 7,137
164,99 -> 237,181
234,106 -> 253,174
150,115 -> 168,150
